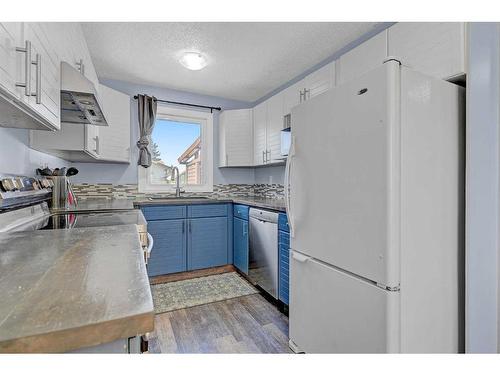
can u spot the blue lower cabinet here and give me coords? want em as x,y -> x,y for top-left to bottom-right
143,203 -> 232,277
147,219 -> 187,276
278,212 -> 290,305
188,217 -> 228,270
233,217 -> 249,274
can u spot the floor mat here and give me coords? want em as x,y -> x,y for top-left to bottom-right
151,272 -> 258,314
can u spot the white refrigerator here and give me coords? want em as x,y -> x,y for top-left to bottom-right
285,60 -> 464,353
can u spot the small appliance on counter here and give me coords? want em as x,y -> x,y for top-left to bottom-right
35,166 -> 79,210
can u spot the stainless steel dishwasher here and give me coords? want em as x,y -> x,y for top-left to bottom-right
248,208 -> 279,298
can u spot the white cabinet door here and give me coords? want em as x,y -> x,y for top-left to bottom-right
85,124 -> 99,158
219,109 -> 253,167
303,61 -> 335,100
96,84 -> 131,163
253,101 -> 267,166
283,80 -> 303,116
338,30 -> 388,85
266,92 -> 284,163
0,23 -> 24,100
23,23 -> 61,130
388,22 -> 466,80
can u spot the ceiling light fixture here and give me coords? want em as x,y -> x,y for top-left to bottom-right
179,52 -> 208,71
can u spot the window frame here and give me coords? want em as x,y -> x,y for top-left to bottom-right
138,105 -> 214,193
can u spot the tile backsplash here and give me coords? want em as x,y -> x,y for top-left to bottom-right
71,183 -> 284,200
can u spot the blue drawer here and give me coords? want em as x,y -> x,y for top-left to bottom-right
278,213 -> 289,233
142,205 -> 186,221
188,204 -> 228,218
233,204 -> 249,220
279,230 -> 290,246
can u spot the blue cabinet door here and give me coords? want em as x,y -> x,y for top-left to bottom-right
188,217 -> 228,270
147,219 -> 187,276
233,217 -> 249,274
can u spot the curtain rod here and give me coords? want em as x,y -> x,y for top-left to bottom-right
133,95 -> 222,113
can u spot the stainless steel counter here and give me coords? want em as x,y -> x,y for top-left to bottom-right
0,225 -> 154,353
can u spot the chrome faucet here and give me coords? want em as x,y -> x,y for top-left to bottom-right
171,166 -> 185,197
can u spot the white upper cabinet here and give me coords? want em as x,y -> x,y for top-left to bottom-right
0,23 -> 24,100
30,122 -> 98,161
253,101 -> 268,166
338,30 -> 388,85
29,24 -> 130,164
0,22 -> 60,131
219,109 -> 253,167
283,80 -> 303,116
302,61 -> 336,101
85,124 -> 100,159
266,91 -> 285,163
30,84 -> 131,163
281,61 -> 336,118
23,23 -> 61,130
95,84 -> 131,163
252,91 -> 288,166
388,22 -> 466,81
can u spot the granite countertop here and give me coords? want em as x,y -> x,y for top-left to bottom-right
0,225 -> 154,353
51,198 -> 135,213
134,197 -> 233,206
228,196 -> 286,212
134,196 -> 286,212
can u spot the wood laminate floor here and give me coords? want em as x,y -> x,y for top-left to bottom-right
148,293 -> 291,353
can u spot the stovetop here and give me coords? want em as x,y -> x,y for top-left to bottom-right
0,202 -> 146,233
37,210 -> 147,230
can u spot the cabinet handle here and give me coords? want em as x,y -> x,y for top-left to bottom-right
93,135 -> 100,155
304,88 -> 310,100
189,220 -> 192,233
182,221 -> 185,233
292,251 -> 310,263
266,150 -> 271,162
243,222 -> 248,236
76,58 -> 85,75
31,53 -> 41,104
262,150 -> 265,164
15,40 -> 31,97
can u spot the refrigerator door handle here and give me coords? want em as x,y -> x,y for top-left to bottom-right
291,251 -> 310,263
285,135 -> 296,237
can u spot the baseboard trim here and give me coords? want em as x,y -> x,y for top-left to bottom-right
149,265 -> 236,285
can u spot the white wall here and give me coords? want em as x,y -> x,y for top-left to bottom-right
466,22 -> 500,353
0,127 -> 67,176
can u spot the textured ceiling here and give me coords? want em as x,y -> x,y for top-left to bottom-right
81,22 -> 380,102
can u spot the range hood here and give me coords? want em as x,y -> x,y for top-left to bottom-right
60,62 -> 108,126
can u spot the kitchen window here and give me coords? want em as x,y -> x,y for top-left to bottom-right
138,106 -> 213,193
